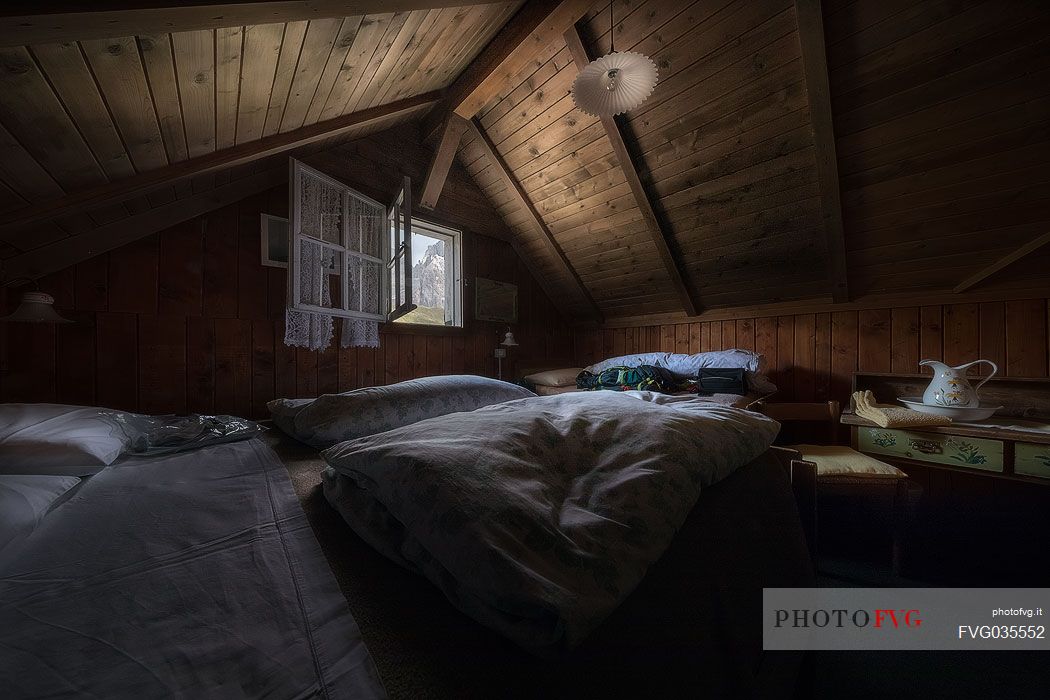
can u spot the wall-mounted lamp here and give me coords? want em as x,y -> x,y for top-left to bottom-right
0,278 -> 74,324
495,327 -> 518,380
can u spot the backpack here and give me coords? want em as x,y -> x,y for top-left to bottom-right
575,364 -> 687,393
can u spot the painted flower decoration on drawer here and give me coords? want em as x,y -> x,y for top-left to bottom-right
869,429 -> 897,448
947,439 -> 988,465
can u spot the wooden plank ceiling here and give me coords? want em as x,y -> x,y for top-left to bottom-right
457,0 -> 830,319
0,2 -> 521,264
824,0 -> 1050,298
2,0 -> 1049,322
455,0 -> 1050,320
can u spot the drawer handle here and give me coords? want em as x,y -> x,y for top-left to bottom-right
909,439 -> 942,454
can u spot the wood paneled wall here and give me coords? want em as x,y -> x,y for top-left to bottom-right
573,300 -> 1050,406
0,126 -> 571,417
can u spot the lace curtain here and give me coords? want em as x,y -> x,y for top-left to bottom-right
340,191 -> 383,348
283,240 -> 379,350
341,318 -> 379,348
285,240 -> 334,350
284,162 -> 383,350
285,315 -> 379,350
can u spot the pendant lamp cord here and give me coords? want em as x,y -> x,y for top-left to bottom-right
609,0 -> 614,53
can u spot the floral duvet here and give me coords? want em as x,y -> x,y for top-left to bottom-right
321,391 -> 780,655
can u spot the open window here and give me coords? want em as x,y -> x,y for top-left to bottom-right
288,159 -> 414,321
386,176 -> 416,322
392,218 -> 463,327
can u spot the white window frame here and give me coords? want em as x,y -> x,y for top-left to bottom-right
288,158 -> 412,322
386,175 -> 416,322
393,218 -> 464,328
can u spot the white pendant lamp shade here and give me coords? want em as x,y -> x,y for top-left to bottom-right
0,291 -> 74,323
501,330 -> 518,347
571,51 -> 658,117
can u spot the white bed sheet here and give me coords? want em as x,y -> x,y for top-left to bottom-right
0,438 -> 385,699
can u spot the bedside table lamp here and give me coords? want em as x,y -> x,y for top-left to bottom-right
495,328 -> 518,380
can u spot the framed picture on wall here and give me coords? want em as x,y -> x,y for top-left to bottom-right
475,278 -> 518,323
260,214 -> 290,268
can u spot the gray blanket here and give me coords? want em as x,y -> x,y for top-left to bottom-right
322,392 -> 780,655
0,439 -> 385,699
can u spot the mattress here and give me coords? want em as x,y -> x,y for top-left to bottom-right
264,428 -> 814,699
0,438 -> 385,699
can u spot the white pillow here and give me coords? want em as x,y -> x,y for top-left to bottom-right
290,375 -> 536,448
0,404 -> 132,475
267,398 -> 315,436
533,385 -> 580,396
0,474 -> 81,552
587,349 -> 766,374
523,368 -> 584,387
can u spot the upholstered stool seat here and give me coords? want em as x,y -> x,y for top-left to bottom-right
787,444 -> 906,478
757,403 -> 915,576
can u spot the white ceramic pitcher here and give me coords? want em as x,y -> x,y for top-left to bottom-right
919,359 -> 998,407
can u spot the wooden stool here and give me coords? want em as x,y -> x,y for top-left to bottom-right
757,401 -> 912,576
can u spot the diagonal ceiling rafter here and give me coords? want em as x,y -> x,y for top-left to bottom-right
2,167 -> 287,281
794,0 -> 849,303
954,231 -> 1050,293
420,113 -> 470,210
563,23 -> 701,317
0,91 -> 440,244
423,0 -> 593,139
467,117 -> 603,322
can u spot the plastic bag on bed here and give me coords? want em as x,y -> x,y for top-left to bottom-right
109,413 -> 265,456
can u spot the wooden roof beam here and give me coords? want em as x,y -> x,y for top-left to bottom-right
440,0 -> 592,121
419,113 -> 469,210
0,1 -> 509,47
795,0 -> 849,303
953,231 -> 1050,293
0,91 -> 439,243
467,118 -> 603,322
563,24 -> 700,318
2,166 -> 286,281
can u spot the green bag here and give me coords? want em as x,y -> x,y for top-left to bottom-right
575,364 -> 687,393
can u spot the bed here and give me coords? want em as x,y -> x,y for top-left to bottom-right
1,386 -> 815,699
0,437 -> 386,699
268,425 -> 815,698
